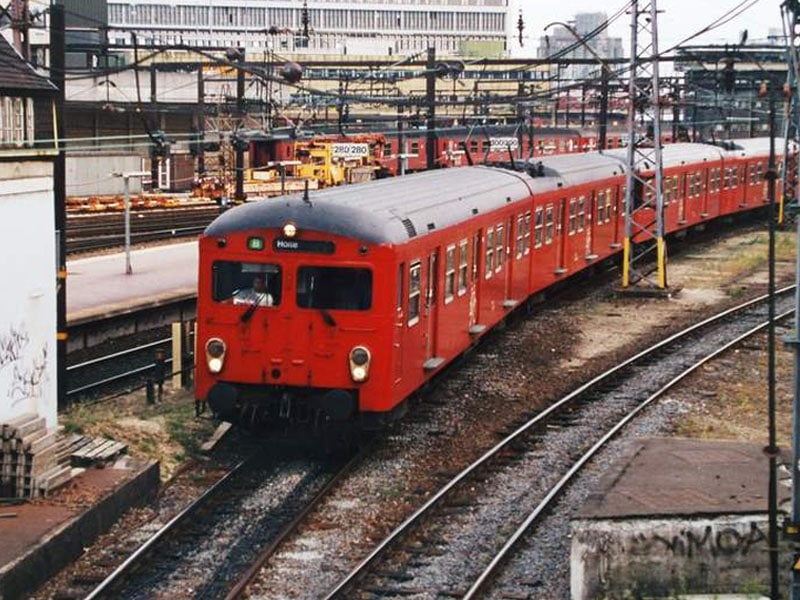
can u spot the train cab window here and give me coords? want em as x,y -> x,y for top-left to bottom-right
523,211 -> 532,254
212,261 -> 282,307
408,261 -> 421,325
534,207 -> 544,248
296,266 -> 372,311
578,197 -> 586,231
457,239 -> 468,295
515,215 -> 524,259
544,206 -> 554,245
496,224 -> 504,271
444,245 -> 456,304
485,227 -> 495,278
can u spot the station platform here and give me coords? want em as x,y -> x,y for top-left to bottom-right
0,457 -> 158,600
67,241 -> 198,324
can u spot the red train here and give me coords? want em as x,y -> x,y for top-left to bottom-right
248,125 -> 637,180
196,137 -> 788,430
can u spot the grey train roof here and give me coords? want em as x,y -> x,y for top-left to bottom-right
204,139 -> 778,246
204,166 -> 536,245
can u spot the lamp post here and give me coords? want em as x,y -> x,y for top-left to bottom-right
112,171 -> 149,275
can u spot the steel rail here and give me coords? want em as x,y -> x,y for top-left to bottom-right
323,285 -> 797,599
463,306 -> 795,599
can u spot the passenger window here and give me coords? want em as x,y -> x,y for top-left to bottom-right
523,211 -> 531,254
534,207 -> 543,248
568,199 -> 577,235
545,206 -> 554,245
496,224 -> 504,271
485,227 -> 494,278
578,197 -> 586,231
408,261 -> 421,325
597,191 -> 605,223
396,263 -> 404,311
296,266 -> 372,311
457,239 -> 468,295
444,245 -> 456,304
516,215 -> 524,259
605,189 -> 613,223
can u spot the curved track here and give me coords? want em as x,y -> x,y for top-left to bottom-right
322,287 -> 795,599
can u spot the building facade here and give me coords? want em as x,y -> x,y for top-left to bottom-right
105,0 -> 509,58
536,12 -> 624,82
0,34 -> 59,427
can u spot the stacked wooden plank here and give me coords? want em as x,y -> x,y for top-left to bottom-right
0,414 -> 128,498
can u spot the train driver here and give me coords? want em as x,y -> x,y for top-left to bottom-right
233,273 -> 274,307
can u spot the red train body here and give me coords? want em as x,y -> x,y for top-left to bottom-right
196,137 -> 788,430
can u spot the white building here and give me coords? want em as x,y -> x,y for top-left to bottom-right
536,12 -> 625,82
105,0 -> 509,57
0,35 -> 59,427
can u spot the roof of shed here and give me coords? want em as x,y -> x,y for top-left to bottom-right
0,35 -> 57,96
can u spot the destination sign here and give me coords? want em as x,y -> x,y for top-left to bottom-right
489,137 -> 519,151
273,238 -> 335,254
331,143 -> 369,159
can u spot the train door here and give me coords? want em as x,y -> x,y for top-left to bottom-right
423,249 -> 441,368
556,198 -> 567,274
585,192 -> 596,259
504,216 -> 514,304
469,230 -> 481,332
393,262 -> 405,384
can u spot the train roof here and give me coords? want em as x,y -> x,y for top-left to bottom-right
204,166 -> 535,245
598,143 -> 725,171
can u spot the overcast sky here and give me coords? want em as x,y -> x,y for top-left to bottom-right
509,0 -> 785,57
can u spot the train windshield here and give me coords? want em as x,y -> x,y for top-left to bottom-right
296,266 -> 372,311
212,261 -> 282,306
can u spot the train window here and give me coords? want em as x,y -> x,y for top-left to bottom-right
757,163 -> 764,182
597,191 -> 605,223
296,266 -> 372,311
724,168 -> 731,190
568,199 -> 577,235
523,211 -> 531,255
496,224 -> 505,271
605,189 -> 613,223
444,245 -> 456,304
410,141 -> 419,155
732,167 -> 739,188
545,206 -> 554,245
470,139 -> 479,154
397,263 -> 404,311
534,207 -> 543,248
578,197 -> 586,231
749,165 -> 757,185
516,215 -> 524,259
457,239 -> 468,295
212,261 -> 282,307
408,261 -> 421,325
485,227 -> 494,278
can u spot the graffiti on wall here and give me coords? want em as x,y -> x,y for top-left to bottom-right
628,521 -> 767,559
0,323 -> 49,406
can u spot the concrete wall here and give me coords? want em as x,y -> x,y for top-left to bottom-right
66,154 -> 145,196
570,514 -> 788,599
0,164 -> 57,427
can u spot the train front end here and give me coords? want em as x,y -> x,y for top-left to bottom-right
195,201 -> 395,430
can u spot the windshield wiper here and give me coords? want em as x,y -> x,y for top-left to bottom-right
240,293 -> 267,323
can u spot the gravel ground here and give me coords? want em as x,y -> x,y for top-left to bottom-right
32,226 -> 797,599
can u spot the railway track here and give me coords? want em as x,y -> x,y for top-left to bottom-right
77,447 -> 362,600
319,287 -> 795,599
66,206 -> 220,254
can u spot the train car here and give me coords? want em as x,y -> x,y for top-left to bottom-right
195,137 -> 787,431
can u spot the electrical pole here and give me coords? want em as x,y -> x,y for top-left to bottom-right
426,47 -> 437,171
235,48 -> 246,203
51,3 -> 67,409
621,0 -> 667,292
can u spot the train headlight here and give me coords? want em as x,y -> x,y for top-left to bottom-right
349,346 -> 371,382
282,222 -> 298,238
206,338 -> 226,374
